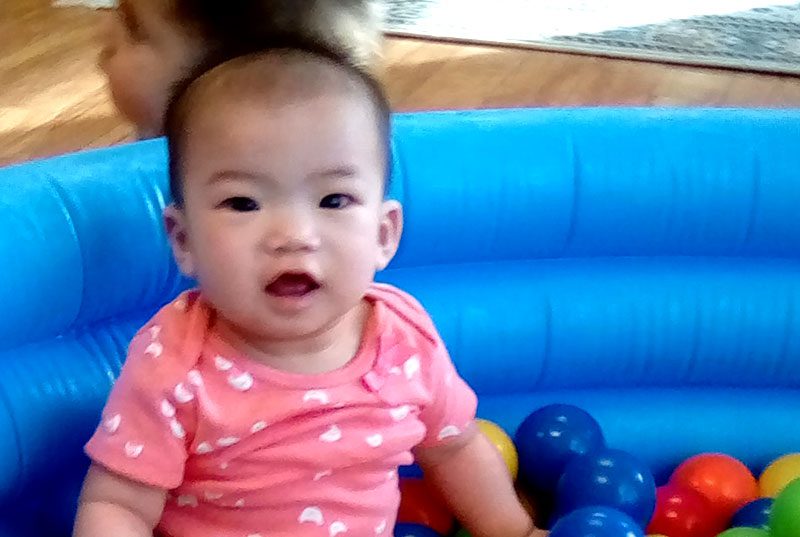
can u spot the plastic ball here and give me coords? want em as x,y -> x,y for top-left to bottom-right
397,479 -> 454,535
759,453 -> 800,497
769,477 -> 800,537
556,448 -> 656,527
730,498 -> 773,529
515,404 -> 605,492
477,419 -> 519,479
670,453 -> 758,521
453,530 -> 471,537
399,463 -> 424,478
550,506 -> 644,537
393,523 -> 443,537
646,483 -> 725,537
715,529 -> 770,537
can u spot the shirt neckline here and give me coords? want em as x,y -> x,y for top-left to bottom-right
204,291 -> 386,389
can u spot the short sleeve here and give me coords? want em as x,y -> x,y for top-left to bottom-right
417,338 -> 478,448
85,315 -> 197,489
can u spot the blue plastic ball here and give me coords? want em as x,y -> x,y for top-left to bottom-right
399,463 -> 424,478
393,523 -> 442,537
550,506 -> 644,537
731,497 -> 773,529
515,404 -> 605,492
555,448 -> 656,528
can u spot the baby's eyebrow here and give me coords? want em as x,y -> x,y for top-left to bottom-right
206,171 -> 261,186
309,166 -> 358,181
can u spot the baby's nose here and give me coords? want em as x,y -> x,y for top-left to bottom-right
264,212 -> 321,254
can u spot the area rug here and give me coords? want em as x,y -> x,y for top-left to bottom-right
385,0 -> 800,75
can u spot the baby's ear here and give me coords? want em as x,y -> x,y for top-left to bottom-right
164,204 -> 195,277
376,200 -> 403,271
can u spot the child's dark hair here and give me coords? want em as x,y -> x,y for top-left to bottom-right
173,0 -> 383,69
165,41 -> 392,208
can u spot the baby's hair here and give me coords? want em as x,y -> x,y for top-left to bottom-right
171,0 -> 384,70
165,42 -> 392,208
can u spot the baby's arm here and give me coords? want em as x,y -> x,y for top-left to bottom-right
73,463 -> 167,537
415,422 -> 546,537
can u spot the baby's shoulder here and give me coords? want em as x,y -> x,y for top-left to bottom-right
369,283 -> 439,340
123,290 -> 208,390
368,283 -> 444,363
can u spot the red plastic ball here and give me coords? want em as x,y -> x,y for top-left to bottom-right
646,484 -> 726,537
670,453 -> 758,521
397,478 -> 454,535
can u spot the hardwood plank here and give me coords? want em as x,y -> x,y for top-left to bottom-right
2,1 -> 800,165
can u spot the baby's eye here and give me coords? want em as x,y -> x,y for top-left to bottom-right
320,193 -> 355,210
219,197 -> 259,212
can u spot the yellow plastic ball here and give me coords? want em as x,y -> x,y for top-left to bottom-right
477,418 -> 518,480
759,453 -> 800,497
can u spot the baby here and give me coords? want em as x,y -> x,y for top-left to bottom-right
98,0 -> 384,138
74,46 -> 545,537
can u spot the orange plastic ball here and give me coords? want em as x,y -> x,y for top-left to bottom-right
397,478 -> 454,535
670,453 -> 758,521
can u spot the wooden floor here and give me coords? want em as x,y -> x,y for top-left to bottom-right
3,0 -> 800,166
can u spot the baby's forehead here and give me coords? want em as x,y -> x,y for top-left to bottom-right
178,52 -> 387,137
217,56 -> 365,100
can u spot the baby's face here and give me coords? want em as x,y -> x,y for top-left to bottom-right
98,0 -> 202,138
168,90 -> 401,344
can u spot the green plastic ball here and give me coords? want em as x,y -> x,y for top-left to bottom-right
716,528 -> 770,537
770,477 -> 800,537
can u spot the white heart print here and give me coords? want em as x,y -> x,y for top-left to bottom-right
176,494 -> 198,508
174,382 -> 194,403
144,342 -> 163,359
187,369 -> 203,386
251,421 -> 268,433
229,372 -> 254,391
148,325 -> 161,339
124,441 -> 144,458
103,414 -> 121,434
217,436 -> 240,447
173,298 -> 187,311
329,521 -> 348,537
303,389 -> 330,405
390,405 -> 411,421
298,506 -> 324,526
366,434 -> 384,448
314,470 -> 333,481
214,355 -> 233,371
161,399 -> 176,418
403,355 -> 421,380
375,519 -> 387,534
170,419 -> 186,439
438,425 -> 461,440
319,425 -> 342,443
195,442 -> 213,454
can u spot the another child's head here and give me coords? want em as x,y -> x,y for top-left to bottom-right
163,48 -> 402,344
99,0 -> 384,138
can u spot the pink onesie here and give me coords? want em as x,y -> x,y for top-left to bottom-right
85,283 -> 477,537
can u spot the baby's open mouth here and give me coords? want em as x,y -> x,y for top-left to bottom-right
265,272 -> 321,298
